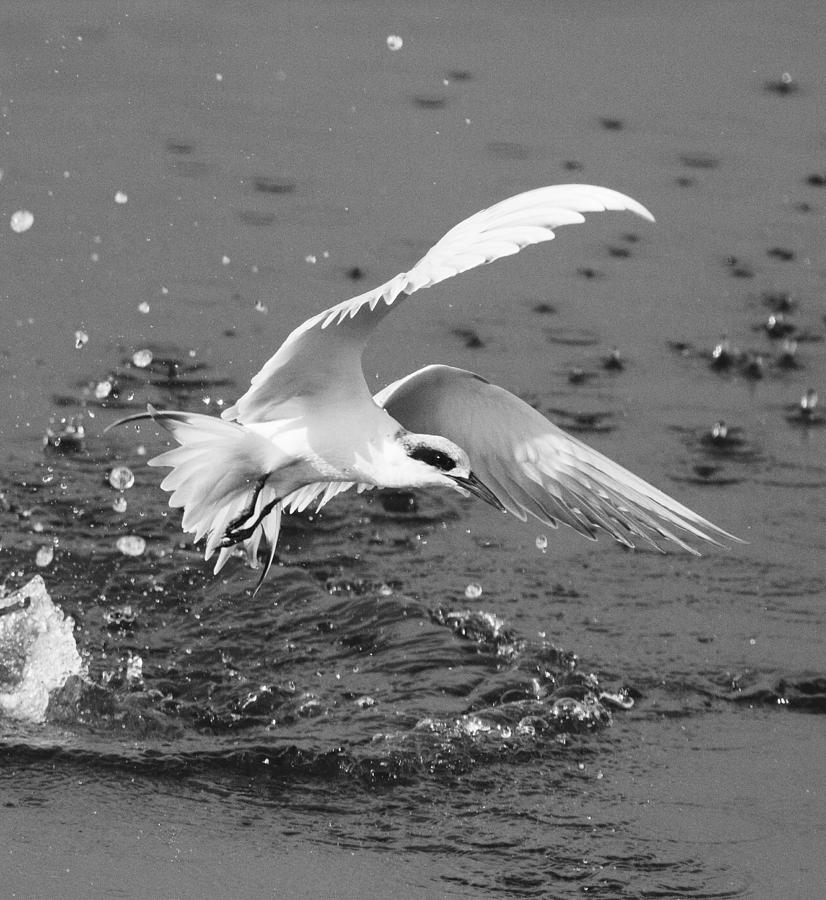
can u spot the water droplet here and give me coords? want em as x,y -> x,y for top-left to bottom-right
108,466 -> 135,491
131,348 -> 153,368
386,34 -> 403,50
137,301 -> 150,314
464,583 -> 483,600
94,379 -> 112,399
801,388 -> 818,414
116,534 -> 146,556
536,534 -> 548,551
10,210 -> 34,233
221,255 -> 231,266
74,330 -> 89,349
112,495 -> 128,513
114,190 -> 128,204
35,544 -> 54,567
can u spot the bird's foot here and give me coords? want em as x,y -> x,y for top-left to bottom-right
221,495 -> 281,548
221,521 -> 257,547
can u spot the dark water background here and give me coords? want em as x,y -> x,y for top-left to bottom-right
2,2 -> 825,897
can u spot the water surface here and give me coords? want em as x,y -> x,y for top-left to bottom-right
2,2 -> 825,897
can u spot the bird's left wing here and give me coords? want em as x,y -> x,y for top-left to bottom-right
375,365 -> 742,554
223,185 -> 654,424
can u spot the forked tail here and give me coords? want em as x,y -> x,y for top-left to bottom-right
109,407 -> 285,589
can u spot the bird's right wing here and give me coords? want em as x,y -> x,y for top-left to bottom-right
375,365 -> 742,554
223,185 -> 654,424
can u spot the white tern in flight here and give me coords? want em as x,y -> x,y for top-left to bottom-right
110,184 -> 740,591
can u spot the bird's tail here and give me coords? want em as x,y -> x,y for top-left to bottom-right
112,407 -> 284,583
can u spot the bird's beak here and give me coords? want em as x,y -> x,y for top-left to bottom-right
450,472 -> 506,512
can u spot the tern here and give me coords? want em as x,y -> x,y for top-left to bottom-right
110,184 -> 740,591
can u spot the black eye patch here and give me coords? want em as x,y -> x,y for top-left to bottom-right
408,446 -> 456,471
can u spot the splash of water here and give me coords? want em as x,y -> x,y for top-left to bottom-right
0,576 -> 84,723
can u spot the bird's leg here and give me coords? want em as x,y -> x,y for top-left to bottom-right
221,476 -> 280,547
225,476 -> 268,534
222,496 -> 281,546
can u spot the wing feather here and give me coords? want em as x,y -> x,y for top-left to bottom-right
223,185 -> 654,424
282,480 -> 370,514
376,365 -> 742,554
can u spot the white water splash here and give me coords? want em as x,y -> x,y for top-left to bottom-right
0,576 -> 83,723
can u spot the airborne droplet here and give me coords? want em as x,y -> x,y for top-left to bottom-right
116,535 -> 146,557
10,210 -> 34,233
464,583 -> 483,600
35,544 -> 55,567
131,348 -> 153,368
94,380 -> 113,400
108,466 -> 135,491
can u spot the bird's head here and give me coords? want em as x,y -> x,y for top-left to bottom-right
394,432 -> 504,510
